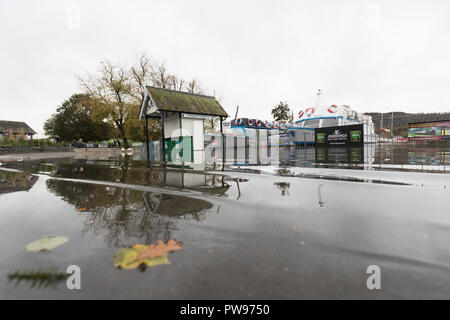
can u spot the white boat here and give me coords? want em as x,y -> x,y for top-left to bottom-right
295,105 -> 377,143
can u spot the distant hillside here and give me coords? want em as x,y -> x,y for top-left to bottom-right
366,112 -> 450,131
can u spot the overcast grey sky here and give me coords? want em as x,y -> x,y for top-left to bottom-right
1,0 -> 449,136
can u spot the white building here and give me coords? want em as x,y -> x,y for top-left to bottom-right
139,86 -> 228,168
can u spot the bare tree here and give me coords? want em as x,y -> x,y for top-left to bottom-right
168,75 -> 185,91
204,117 -> 221,133
130,53 -> 153,99
132,54 -> 204,94
187,79 -> 204,94
78,53 -> 207,147
151,62 -> 172,89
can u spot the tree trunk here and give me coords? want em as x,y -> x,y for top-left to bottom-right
117,124 -> 130,149
122,136 -> 129,149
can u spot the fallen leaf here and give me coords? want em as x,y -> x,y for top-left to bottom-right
77,208 -> 87,212
26,236 -> 69,252
113,248 -> 139,269
142,255 -> 170,268
113,249 -> 170,270
135,239 -> 182,262
113,240 -> 181,270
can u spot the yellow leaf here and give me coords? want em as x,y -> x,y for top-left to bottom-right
113,248 -> 139,269
114,240 -> 182,270
143,255 -> 170,267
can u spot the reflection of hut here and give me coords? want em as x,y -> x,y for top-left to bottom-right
143,192 -> 212,218
163,171 -> 230,195
189,185 -> 230,195
0,120 -> 36,140
139,86 -> 228,168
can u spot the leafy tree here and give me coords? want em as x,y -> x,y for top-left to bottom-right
271,101 -> 290,122
78,61 -> 139,148
79,54 -> 206,148
125,108 -> 161,142
44,94 -> 114,142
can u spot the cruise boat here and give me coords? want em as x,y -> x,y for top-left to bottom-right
295,105 -> 377,143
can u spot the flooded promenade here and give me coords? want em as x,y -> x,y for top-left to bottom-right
1,144 -> 450,299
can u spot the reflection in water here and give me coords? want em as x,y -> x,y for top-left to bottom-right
5,144 -> 450,172
274,182 -> 290,196
271,165 -> 411,186
223,177 -> 249,200
5,159 -> 227,246
276,168 -> 294,176
8,269 -> 67,290
315,147 -> 364,165
46,179 -> 213,247
142,192 -> 211,219
318,184 -> 325,207
281,145 -> 450,169
0,170 -> 38,196
7,159 -> 231,196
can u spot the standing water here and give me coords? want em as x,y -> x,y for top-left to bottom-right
1,150 -> 450,299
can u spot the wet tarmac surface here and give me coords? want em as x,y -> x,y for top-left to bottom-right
1,158 -> 450,299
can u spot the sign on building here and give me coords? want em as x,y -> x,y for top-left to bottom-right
408,121 -> 450,141
315,124 -> 364,146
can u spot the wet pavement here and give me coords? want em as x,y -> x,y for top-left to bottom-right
1,158 -> 450,299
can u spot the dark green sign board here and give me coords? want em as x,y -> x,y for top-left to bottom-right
315,124 -> 364,146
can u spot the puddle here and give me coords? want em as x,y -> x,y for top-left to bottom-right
1,159 -> 450,299
4,159 -> 231,197
0,171 -> 38,196
283,172 -> 411,186
46,178 -> 213,246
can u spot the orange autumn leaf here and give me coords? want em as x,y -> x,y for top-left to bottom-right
77,208 -> 87,212
134,239 -> 182,262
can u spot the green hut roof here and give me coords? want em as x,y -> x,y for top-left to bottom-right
142,86 -> 228,118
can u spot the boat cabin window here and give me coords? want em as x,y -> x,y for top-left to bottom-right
321,118 -> 339,128
303,119 -> 320,128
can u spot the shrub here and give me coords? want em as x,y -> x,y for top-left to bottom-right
0,137 -> 61,147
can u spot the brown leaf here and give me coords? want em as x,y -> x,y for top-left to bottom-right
135,239 -> 182,262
